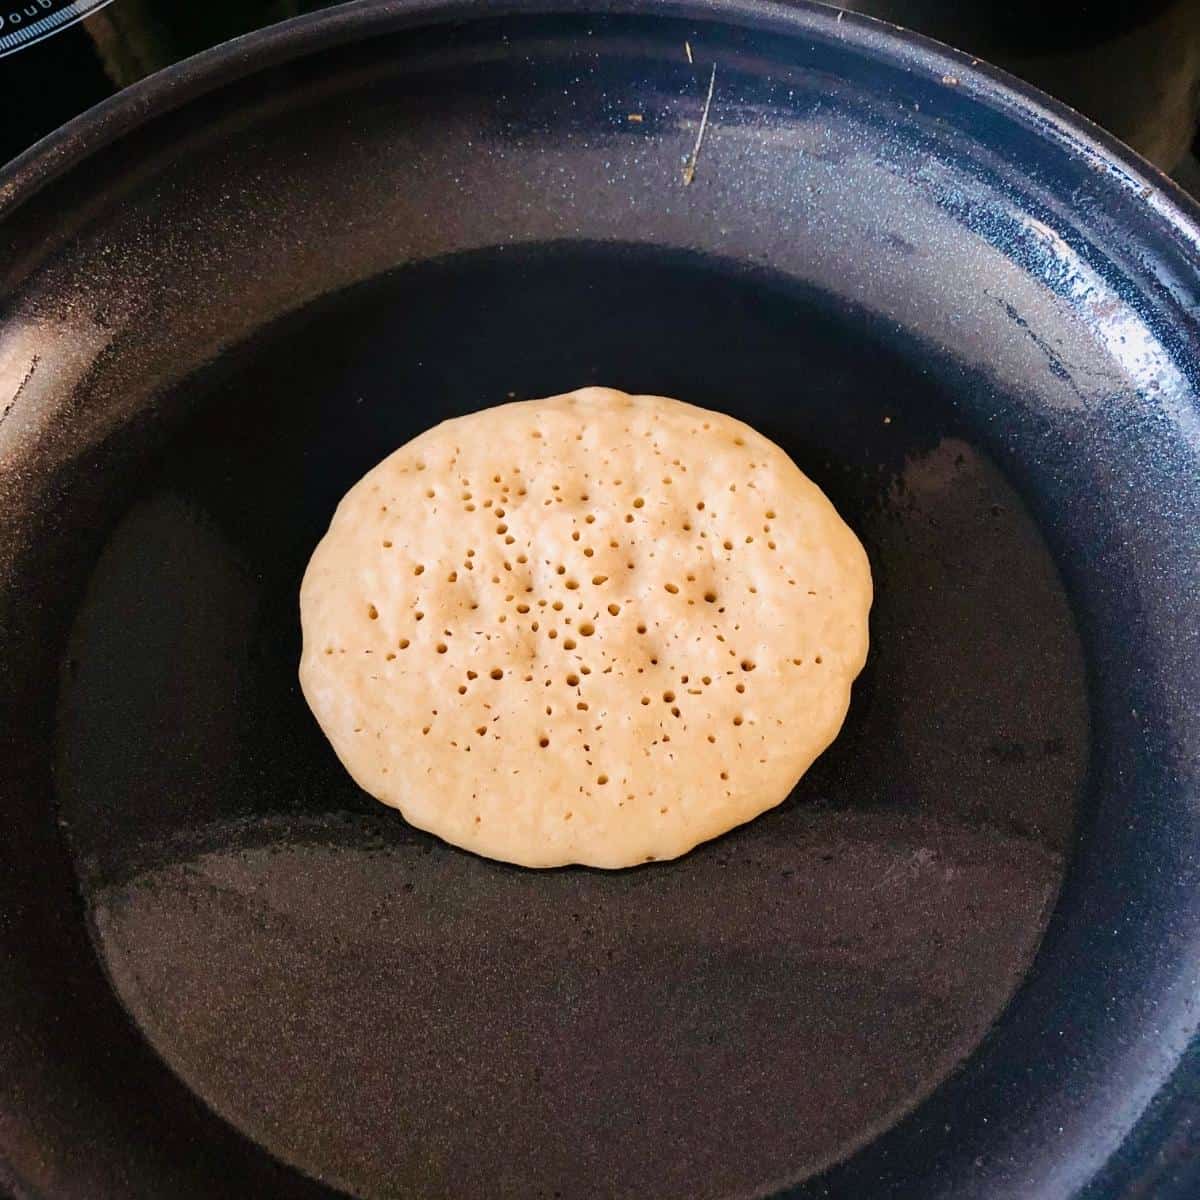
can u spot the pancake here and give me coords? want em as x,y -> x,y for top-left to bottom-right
299,387 -> 871,868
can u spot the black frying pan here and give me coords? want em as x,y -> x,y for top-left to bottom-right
1,2 -> 1198,1197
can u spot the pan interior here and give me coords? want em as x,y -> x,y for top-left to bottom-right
55,241 -> 1086,1199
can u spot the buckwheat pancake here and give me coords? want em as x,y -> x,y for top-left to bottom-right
299,387 -> 871,868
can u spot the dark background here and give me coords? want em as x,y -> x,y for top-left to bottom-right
3,0 -> 1200,191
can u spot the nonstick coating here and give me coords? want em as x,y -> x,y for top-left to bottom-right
1,3 -> 1198,1199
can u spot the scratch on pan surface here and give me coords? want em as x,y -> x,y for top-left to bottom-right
682,63 -> 716,186
685,40 -> 693,63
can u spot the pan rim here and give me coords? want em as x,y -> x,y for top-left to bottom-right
0,3 -> 1197,1199
1,0 -> 1200,256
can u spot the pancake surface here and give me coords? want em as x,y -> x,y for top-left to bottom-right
299,387 -> 871,868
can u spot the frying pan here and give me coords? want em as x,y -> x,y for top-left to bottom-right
1,1 -> 1198,1197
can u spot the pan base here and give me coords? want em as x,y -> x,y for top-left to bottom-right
56,243 -> 1087,1198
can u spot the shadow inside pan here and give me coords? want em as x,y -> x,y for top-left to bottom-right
55,242 -> 1087,1199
